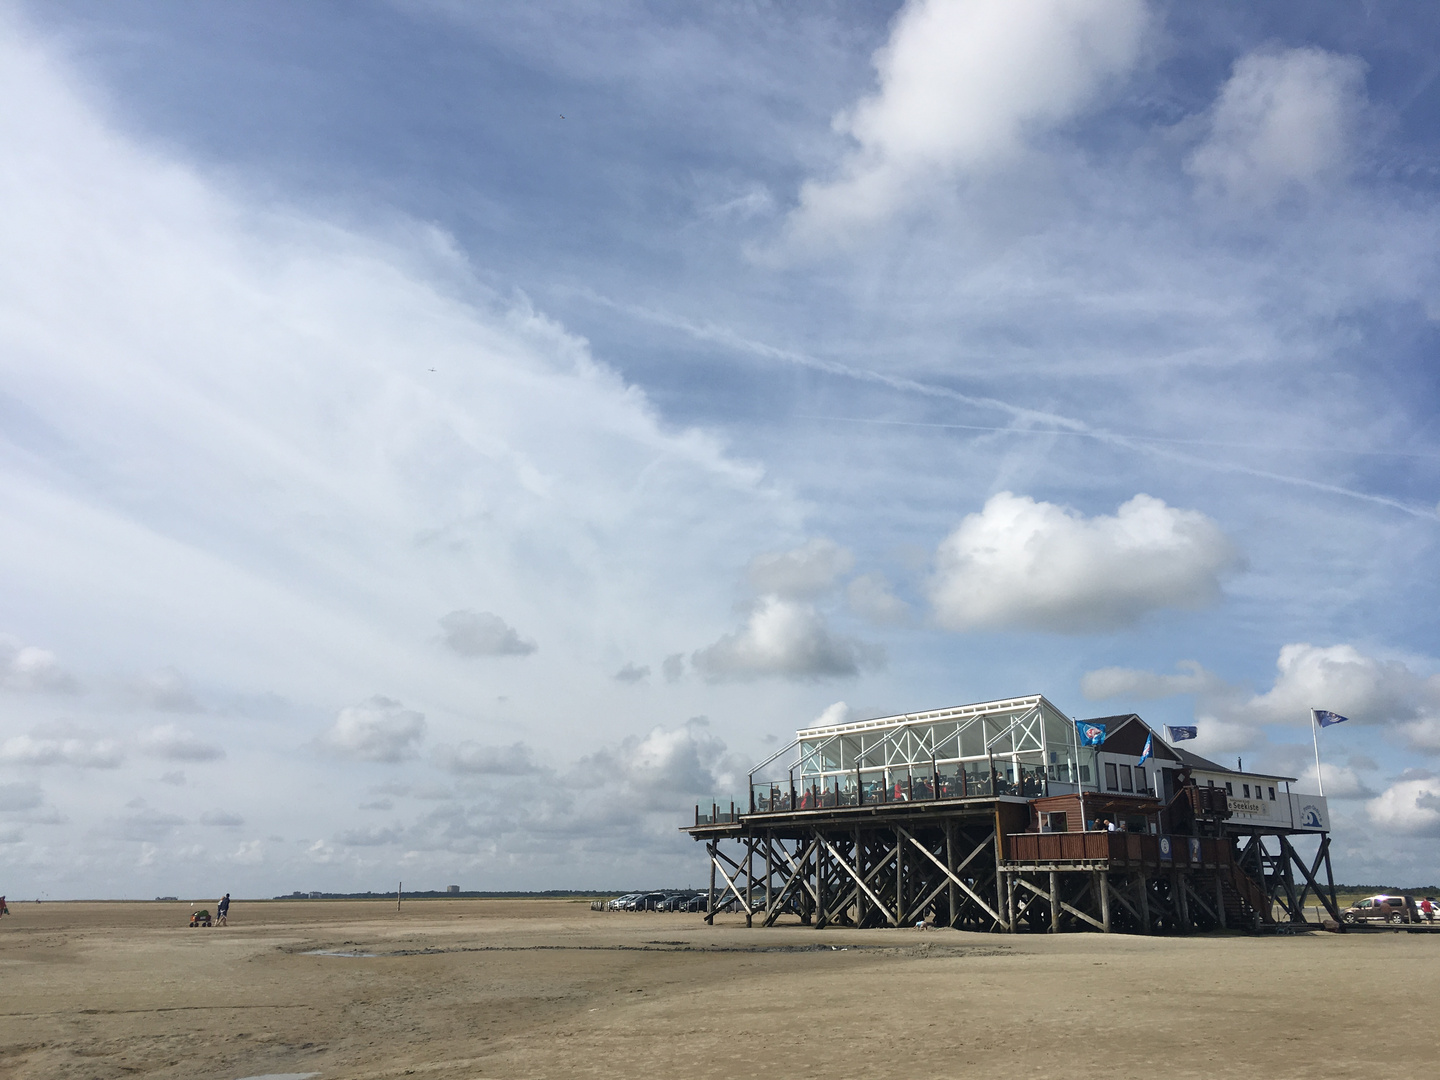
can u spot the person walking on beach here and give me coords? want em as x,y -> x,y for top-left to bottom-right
216,893 -> 230,926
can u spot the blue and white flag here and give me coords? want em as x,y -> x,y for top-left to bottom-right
1138,733 -> 1153,765
1313,709 -> 1349,728
1075,720 -> 1106,747
1166,725 -> 1197,742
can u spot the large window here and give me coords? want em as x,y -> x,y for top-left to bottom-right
1268,786 -> 1276,801
1119,764 -> 1133,793
1135,766 -> 1148,795
1105,762 -> 1119,791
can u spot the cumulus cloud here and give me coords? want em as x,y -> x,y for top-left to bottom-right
438,610 -> 537,658
0,726 -> 122,768
433,740 -> 538,775
691,596 -> 883,681
1187,47 -> 1367,203
0,782 -> 42,812
1367,774 -> 1440,836
1081,659 -> 1227,700
930,493 -> 1242,633
846,573 -> 909,625
125,668 -> 202,713
1297,762 -> 1374,800
200,810 -> 244,827
745,538 -> 854,599
1082,643 -> 1440,760
0,637 -> 78,693
788,0 -> 1148,236
613,662 -> 650,684
319,696 -> 427,763
138,724 -> 225,762
1240,644 -> 1433,728
811,701 -> 852,729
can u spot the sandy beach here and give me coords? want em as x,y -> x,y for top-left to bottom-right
2,898 -> 1436,1080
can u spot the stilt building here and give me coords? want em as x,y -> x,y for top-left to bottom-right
686,696 -> 1341,933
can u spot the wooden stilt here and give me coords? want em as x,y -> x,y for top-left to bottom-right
1097,871 -> 1111,933
1049,870 -> 1061,933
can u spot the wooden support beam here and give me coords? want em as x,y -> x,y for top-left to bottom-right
1049,871 -> 1061,934
706,842 -> 717,925
898,827 -> 1002,926
818,836 -> 893,925
1135,874 -> 1151,934
1097,871 -> 1111,933
1280,832 -> 1343,926
946,822 -> 958,929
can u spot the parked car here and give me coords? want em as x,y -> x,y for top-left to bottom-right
1341,894 -> 1418,924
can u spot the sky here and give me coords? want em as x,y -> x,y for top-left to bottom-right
2,0 -> 1439,898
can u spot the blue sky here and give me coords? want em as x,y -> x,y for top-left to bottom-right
3,0 -> 1439,896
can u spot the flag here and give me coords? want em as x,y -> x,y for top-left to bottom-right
1313,709 -> 1349,728
1075,721 -> 1106,746
1166,725 -> 1197,742
1138,732 -> 1153,765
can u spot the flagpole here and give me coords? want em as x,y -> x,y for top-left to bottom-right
1071,717 -> 1086,831
1310,708 -> 1325,797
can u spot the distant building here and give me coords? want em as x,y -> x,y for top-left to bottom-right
446,884 -> 460,893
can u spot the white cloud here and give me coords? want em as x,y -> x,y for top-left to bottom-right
125,668 -> 202,713
788,0 -> 1148,236
1367,774 -> 1440,836
138,723 -> 225,762
1082,643 -> 1440,761
846,573 -> 909,625
1081,659 -> 1226,700
432,740 -> 538,775
811,701 -> 852,728
438,610 -> 537,657
1297,762 -> 1374,800
1187,47 -> 1367,203
319,696 -> 427,763
1242,643 -> 1436,728
0,726 -> 123,768
0,637 -> 78,693
691,596 -> 883,681
930,492 -> 1241,633
745,538 -> 854,599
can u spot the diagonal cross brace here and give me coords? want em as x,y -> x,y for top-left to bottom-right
898,826 -> 1001,924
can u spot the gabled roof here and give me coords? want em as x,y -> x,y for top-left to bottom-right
1079,714 -> 1180,761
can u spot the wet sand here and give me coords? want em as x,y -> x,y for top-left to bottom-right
2,898 -> 1436,1079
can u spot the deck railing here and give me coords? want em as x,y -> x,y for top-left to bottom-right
1006,832 -> 1230,867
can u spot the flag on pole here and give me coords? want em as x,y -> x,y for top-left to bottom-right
1075,721 -> 1106,746
1313,709 -> 1349,728
1138,732 -> 1153,765
1165,725 -> 1197,742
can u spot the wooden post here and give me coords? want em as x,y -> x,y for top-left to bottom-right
816,834 -> 827,928
706,842 -> 717,925
1097,871 -> 1111,933
398,881 -> 402,912
745,835 -> 754,927
895,827 -> 905,926
1135,874 -> 1151,933
1215,872 -> 1227,929
765,831 -> 773,922
1049,871 -> 1061,933
855,826 -> 866,927
1173,870 -> 1190,932
945,822 -> 957,929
